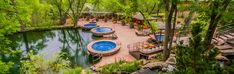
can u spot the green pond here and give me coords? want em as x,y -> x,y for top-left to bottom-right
8,29 -> 96,69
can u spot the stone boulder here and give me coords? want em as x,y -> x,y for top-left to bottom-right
165,57 -> 176,65
142,62 -> 168,69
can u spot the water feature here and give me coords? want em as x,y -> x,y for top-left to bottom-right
92,41 -> 116,51
94,27 -> 112,33
155,35 -> 165,41
84,23 -> 97,29
8,29 -> 95,68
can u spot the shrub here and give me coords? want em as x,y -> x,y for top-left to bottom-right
100,60 -> 141,74
0,60 -> 13,74
20,51 -> 70,74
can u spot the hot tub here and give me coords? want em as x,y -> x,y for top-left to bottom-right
83,24 -> 97,29
155,35 -> 165,41
87,40 -> 120,56
91,27 -> 115,36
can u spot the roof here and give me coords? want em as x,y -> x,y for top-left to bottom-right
132,13 -> 144,20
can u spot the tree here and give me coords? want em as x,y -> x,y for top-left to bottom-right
174,15 -> 223,74
0,0 -> 23,73
49,0 -> 70,25
204,0 -> 231,47
67,0 -> 87,28
163,0 -> 178,61
10,0 -> 32,32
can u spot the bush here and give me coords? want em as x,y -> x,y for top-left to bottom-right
100,60 -> 141,74
20,51 -> 70,74
0,61 -> 13,74
64,67 -> 82,74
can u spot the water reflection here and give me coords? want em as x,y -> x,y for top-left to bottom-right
9,29 -> 94,68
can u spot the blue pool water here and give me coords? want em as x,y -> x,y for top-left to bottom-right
94,27 -> 112,32
92,41 -> 116,51
84,24 -> 97,28
155,35 -> 165,41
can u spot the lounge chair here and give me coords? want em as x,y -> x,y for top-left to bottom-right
135,29 -> 150,36
215,45 -> 233,50
140,47 -> 163,55
224,34 -> 234,38
228,33 -> 234,36
213,38 -> 225,46
218,36 -> 229,41
219,49 -> 234,56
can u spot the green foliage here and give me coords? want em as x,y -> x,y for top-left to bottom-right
223,62 -> 234,74
20,51 -> 70,74
129,22 -> 134,28
64,67 -> 82,74
155,53 -> 163,61
0,60 -> 13,74
174,17 -> 222,74
150,21 -> 158,33
100,60 -> 141,74
137,25 -> 143,30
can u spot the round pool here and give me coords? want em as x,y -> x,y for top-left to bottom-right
94,27 -> 112,33
91,27 -> 115,36
92,41 -> 116,51
83,24 -> 97,29
155,35 -> 165,41
87,40 -> 120,56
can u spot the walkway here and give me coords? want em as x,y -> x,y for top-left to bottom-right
79,20 -> 148,67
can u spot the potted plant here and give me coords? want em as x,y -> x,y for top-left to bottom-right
129,22 -> 134,28
86,16 -> 90,21
137,25 -> 143,31
96,16 -> 99,22
121,19 -> 126,26
104,17 -> 108,22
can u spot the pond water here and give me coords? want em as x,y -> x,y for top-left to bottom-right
8,29 -> 95,68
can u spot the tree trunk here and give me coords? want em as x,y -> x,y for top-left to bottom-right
163,0 -> 177,61
204,0 -> 231,46
169,6 -> 177,48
